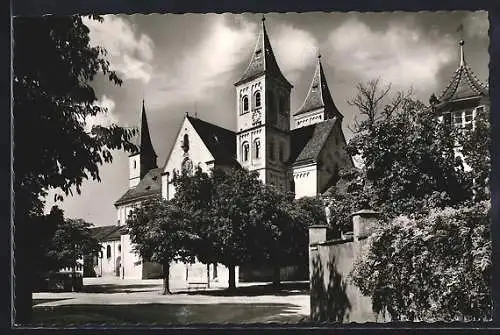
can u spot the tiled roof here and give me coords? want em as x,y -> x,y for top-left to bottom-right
438,65 -> 489,102
90,225 -> 123,242
187,116 -> 240,167
235,18 -> 292,88
290,118 -> 338,165
438,41 -> 488,103
114,167 -> 162,206
294,57 -> 341,119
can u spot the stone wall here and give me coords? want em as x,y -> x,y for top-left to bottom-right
309,210 -> 389,323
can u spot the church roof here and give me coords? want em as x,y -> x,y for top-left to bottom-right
131,100 -> 158,160
234,17 -> 292,88
437,40 -> 489,103
187,116 -> 240,167
294,56 -> 342,119
90,225 -> 123,242
114,167 -> 162,206
290,117 -> 339,165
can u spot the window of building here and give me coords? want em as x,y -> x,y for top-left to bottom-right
254,138 -> 261,159
454,111 -> 463,128
312,83 -> 319,92
133,160 -> 136,169
242,96 -> 249,114
443,112 -> 452,126
242,142 -> 250,162
118,244 -> 121,253
255,49 -> 262,59
269,141 -> 275,161
182,134 -> 190,152
255,92 -> 261,108
476,106 -> 485,115
106,245 -> 112,259
464,110 -> 474,124
279,143 -> 284,162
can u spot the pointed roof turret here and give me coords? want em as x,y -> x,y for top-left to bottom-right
437,39 -> 489,102
294,55 -> 342,119
235,16 -> 292,88
132,100 -> 157,178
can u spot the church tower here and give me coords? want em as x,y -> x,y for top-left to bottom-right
234,17 -> 293,190
129,100 -> 158,188
293,55 -> 342,129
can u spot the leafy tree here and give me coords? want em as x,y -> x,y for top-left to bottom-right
127,196 -> 198,294
13,15 -> 136,322
345,79 -> 491,321
458,108 -> 491,202
325,168 -> 369,238
347,83 -> 471,219
350,202 -> 491,321
205,168 -> 263,289
47,218 -> 101,275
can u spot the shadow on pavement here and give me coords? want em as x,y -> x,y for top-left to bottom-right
82,284 -> 161,294
31,302 -> 308,325
177,281 -> 309,296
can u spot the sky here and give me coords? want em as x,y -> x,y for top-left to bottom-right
43,11 -> 490,227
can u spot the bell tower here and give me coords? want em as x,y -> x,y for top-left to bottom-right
234,16 -> 293,191
129,100 -> 158,188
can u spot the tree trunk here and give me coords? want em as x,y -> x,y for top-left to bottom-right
206,264 -> 210,289
162,262 -> 171,295
14,252 -> 32,324
272,265 -> 281,288
14,219 -> 33,324
228,264 -> 236,290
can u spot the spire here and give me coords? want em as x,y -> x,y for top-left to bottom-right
294,55 -> 342,119
235,17 -> 292,88
133,100 -> 157,177
437,38 -> 488,102
459,39 -> 465,67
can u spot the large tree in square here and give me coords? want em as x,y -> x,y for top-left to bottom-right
126,196 -> 198,295
13,15 -> 136,323
172,167 -> 264,290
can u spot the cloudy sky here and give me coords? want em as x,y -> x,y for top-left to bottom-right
44,11 -> 489,226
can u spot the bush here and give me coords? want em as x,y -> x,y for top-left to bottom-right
350,202 -> 491,321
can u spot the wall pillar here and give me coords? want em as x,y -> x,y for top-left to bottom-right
309,225 -> 328,246
352,209 -> 379,241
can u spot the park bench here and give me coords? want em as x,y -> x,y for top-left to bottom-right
187,281 -> 208,291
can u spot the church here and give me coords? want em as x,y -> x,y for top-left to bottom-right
89,18 -> 489,285
92,17 -> 354,283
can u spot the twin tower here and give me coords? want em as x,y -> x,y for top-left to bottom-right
232,17 -> 344,191
129,16 -> 348,196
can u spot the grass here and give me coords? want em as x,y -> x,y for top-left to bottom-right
31,303 -> 306,326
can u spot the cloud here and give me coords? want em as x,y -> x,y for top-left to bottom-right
464,11 -> 489,39
147,15 -> 256,109
84,95 -> 119,132
272,24 -> 319,81
83,15 -> 154,83
327,18 -> 455,92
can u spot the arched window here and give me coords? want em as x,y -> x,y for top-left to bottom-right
242,96 -> 249,114
182,134 -> 190,152
106,245 -> 112,259
118,244 -> 121,253
254,91 -> 261,108
254,138 -> 261,159
242,142 -> 250,162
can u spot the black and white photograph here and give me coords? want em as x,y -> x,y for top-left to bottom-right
12,10 -> 491,325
